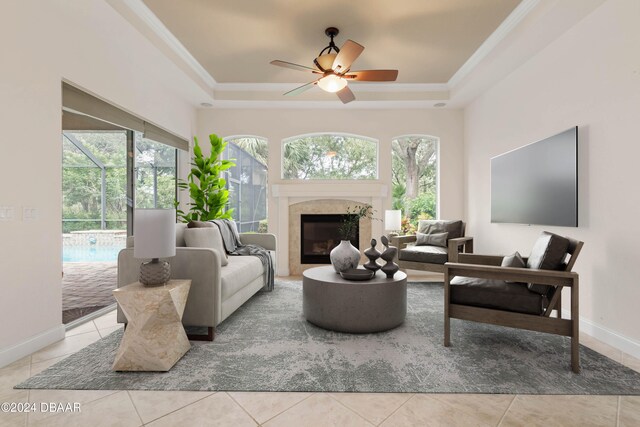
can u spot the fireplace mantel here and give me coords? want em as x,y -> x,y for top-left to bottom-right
271,182 -> 389,276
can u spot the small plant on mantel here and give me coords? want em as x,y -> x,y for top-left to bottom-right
338,204 -> 376,241
175,134 -> 236,222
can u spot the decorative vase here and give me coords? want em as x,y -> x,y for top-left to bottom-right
330,240 -> 361,273
363,238 -> 382,273
380,235 -> 399,278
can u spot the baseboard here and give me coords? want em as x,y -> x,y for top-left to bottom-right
563,309 -> 640,359
0,325 -> 65,368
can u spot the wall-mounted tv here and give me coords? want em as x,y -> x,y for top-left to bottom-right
491,127 -> 578,227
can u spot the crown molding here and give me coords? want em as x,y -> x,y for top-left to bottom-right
447,0 -> 540,88
117,0 -> 539,107
205,100 -> 456,110
214,82 -> 450,93
118,0 -> 217,88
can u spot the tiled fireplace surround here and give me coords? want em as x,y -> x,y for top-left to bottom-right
271,183 -> 388,276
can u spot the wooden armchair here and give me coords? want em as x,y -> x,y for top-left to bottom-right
444,232 -> 583,373
391,220 -> 474,274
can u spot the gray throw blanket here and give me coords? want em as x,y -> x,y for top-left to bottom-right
210,220 -> 274,292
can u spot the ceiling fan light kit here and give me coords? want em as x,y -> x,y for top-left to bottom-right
317,75 -> 347,93
270,27 -> 398,104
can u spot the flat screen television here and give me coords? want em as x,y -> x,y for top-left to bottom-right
491,127 -> 578,227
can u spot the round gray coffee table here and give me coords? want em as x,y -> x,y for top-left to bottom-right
302,265 -> 407,333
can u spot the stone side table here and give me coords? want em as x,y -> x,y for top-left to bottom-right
112,280 -> 191,371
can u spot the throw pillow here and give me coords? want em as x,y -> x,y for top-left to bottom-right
184,227 -> 229,266
417,220 -> 464,240
501,251 -> 525,268
416,231 -> 449,247
501,251 -> 526,283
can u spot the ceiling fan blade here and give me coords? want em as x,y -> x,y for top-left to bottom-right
284,80 -> 318,96
336,86 -> 355,104
270,60 -> 320,73
344,69 -> 399,82
332,40 -> 364,73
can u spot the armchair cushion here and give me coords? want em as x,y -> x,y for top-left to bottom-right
418,220 -> 464,240
449,276 -> 545,315
399,244 -> 448,264
184,228 -> 229,266
526,232 -> 570,295
416,231 -> 448,247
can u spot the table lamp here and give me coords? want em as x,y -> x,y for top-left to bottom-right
384,209 -> 402,237
134,208 -> 176,286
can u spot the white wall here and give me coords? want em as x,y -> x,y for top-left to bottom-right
0,0 -> 204,366
197,108 -> 465,257
464,0 -> 640,352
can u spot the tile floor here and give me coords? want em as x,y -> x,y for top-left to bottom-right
2,305 -> 640,426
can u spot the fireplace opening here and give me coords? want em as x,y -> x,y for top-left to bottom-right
300,214 -> 359,264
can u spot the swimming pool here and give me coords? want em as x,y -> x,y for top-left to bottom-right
63,245 -> 124,262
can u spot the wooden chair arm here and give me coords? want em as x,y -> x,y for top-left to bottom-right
390,235 -> 416,249
444,262 -> 578,287
447,237 -> 473,262
457,253 -> 504,265
448,236 -> 474,245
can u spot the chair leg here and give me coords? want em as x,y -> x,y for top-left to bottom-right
556,292 -> 563,319
571,278 -> 580,373
188,327 -> 215,342
444,270 -> 451,347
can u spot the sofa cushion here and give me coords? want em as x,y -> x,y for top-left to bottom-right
502,251 -> 526,283
417,220 -> 464,240
399,245 -> 448,264
450,276 -> 545,315
187,220 -> 214,228
220,256 -> 263,300
176,223 -> 188,247
416,231 -> 448,247
184,228 -> 228,266
526,232 -> 570,295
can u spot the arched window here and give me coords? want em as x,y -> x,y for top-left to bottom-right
391,135 -> 439,229
223,136 -> 268,233
282,133 -> 378,180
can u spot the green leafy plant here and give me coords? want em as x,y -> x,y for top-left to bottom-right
338,204 -> 376,241
175,134 -> 235,222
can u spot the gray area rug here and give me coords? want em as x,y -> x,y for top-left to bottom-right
17,281 -> 640,394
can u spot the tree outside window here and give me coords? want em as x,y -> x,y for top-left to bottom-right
391,135 -> 439,234
282,134 -> 377,180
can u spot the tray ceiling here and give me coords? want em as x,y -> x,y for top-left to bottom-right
142,0 -> 521,84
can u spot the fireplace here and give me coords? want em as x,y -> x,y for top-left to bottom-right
300,214 -> 359,264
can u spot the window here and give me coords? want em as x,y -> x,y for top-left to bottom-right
282,133 -> 377,180
391,135 -> 439,231
223,136 -> 268,233
134,133 -> 177,209
62,131 -> 128,233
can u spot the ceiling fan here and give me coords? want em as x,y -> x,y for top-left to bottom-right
270,27 -> 398,104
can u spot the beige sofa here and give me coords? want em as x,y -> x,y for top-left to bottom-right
117,223 -> 276,340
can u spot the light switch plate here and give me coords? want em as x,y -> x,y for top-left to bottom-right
0,206 -> 15,221
22,207 -> 38,221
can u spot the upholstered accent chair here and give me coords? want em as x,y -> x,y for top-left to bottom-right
391,220 -> 474,274
444,231 -> 583,373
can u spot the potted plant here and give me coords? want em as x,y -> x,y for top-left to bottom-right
330,204 -> 376,273
175,134 -> 235,223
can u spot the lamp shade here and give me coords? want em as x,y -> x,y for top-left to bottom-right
384,210 -> 402,231
134,209 -> 176,259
